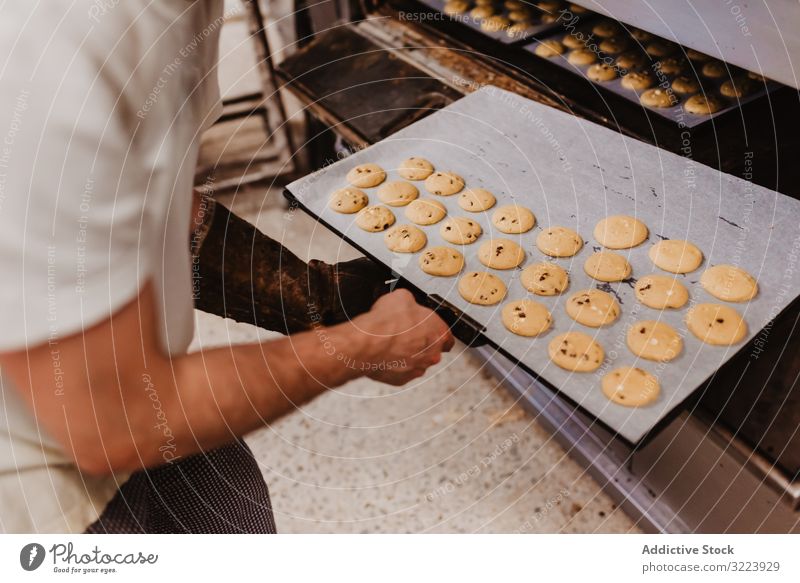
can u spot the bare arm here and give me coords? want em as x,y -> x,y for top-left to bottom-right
1,284 -> 452,476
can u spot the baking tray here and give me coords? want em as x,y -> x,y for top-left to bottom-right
524,32 -> 781,128
285,86 -> 800,444
415,0 -> 573,45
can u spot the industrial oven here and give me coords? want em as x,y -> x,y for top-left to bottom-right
272,0 -> 800,532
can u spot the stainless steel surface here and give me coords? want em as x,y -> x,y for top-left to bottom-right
287,85 -> 800,443
571,0 -> 800,89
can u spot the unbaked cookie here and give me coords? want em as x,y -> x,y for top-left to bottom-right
599,37 -> 628,55
640,88 -> 676,108
535,39 -> 565,58
424,171 -> 465,196
567,49 -> 597,66
626,320 -> 683,362
356,206 -> 396,232
384,224 -> 426,253
536,226 -> 583,257
684,94 -> 723,115
329,187 -> 368,214
502,299 -> 553,337
584,251 -> 632,282
404,198 -> 447,225
565,289 -> 621,327
478,238 -> 525,270
700,264 -> 758,302
686,303 -> 747,345
634,274 -> 689,309
621,71 -> 655,91
458,188 -> 496,212
701,60 -> 726,78
481,15 -> 511,32
377,181 -> 419,206
602,367 -> 660,407
548,332 -> 605,372
587,63 -> 618,82
671,75 -> 700,95
443,0 -> 469,15
594,215 -> 648,249
491,204 -> 535,234
616,51 -> 647,70
397,157 -> 434,180
346,163 -> 386,188
440,216 -> 483,245
458,271 -> 507,305
419,246 -> 464,276
521,262 -> 569,296
648,239 -> 703,273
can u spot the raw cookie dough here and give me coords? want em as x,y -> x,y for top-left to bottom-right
616,51 -> 647,70
649,239 -> 703,273
640,88 -> 676,108
634,274 -> 689,309
458,188 -> 497,212
521,262 -> 569,296
684,94 -> 723,115
502,299 -> 553,337
686,303 -> 747,345
346,163 -> 386,188
587,63 -> 618,82
535,39 -> 565,58
377,181 -> 419,206
584,251 -> 632,282
424,171 -> 465,196
440,216 -> 483,245
626,320 -> 683,362
602,367 -> 660,407
356,206 -> 396,232
491,204 -> 535,234
671,76 -> 700,95
548,332 -> 605,372
701,60 -> 726,78
328,187 -> 368,214
621,71 -> 655,91
397,157 -> 435,180
599,37 -> 628,55
458,271 -> 507,305
481,15 -> 511,32
594,215 -> 649,249
567,48 -> 597,66
404,198 -> 447,225
536,226 -> 584,257
384,224 -> 427,253
565,289 -> 621,327
478,238 -> 526,269
700,264 -> 758,302
419,246 -> 465,276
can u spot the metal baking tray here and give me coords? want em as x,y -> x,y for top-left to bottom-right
285,86 -> 800,445
524,31 -> 782,128
415,0 -> 571,45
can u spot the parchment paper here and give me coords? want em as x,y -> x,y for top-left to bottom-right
287,86 -> 800,443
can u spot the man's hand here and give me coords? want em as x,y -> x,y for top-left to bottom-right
352,290 -> 455,386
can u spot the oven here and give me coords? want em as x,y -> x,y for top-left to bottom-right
271,0 -> 800,532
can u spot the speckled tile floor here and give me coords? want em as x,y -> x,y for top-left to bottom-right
189,189 -> 641,533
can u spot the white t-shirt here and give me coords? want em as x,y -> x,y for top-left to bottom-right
0,0 -> 224,533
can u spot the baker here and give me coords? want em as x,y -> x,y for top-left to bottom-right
0,1 -> 453,533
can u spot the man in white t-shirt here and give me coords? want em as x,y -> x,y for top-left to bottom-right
0,1 -> 452,533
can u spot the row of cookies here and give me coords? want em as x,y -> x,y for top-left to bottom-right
442,0 -> 570,39
532,17 -> 768,115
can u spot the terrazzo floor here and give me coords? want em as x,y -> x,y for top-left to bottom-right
189,189 -> 641,533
